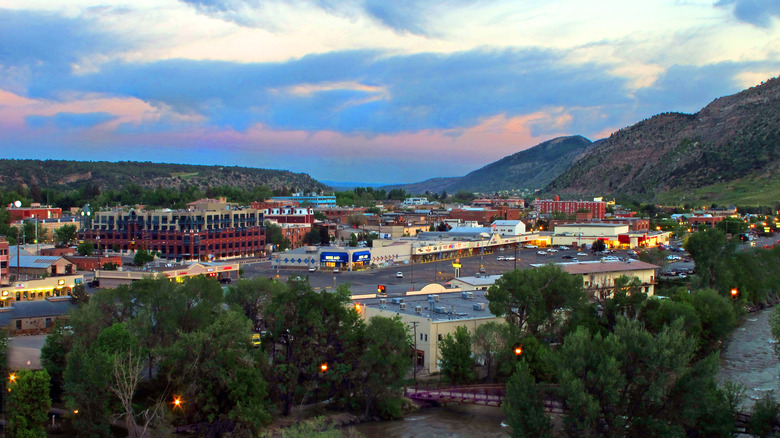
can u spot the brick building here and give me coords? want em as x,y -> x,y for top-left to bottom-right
0,237 -> 8,286
533,196 -> 606,219
6,204 -> 62,221
313,207 -> 367,224
79,201 -> 265,261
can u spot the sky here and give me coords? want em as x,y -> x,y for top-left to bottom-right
1,0 -> 779,184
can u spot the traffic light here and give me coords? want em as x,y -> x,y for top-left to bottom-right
377,284 -> 386,295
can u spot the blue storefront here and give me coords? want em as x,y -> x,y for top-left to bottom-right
321,252 -> 349,268
352,251 -> 371,270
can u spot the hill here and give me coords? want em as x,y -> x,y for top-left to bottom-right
546,77 -> 780,205
384,135 -> 593,194
0,160 -> 329,194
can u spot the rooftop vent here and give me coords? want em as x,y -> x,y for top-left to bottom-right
473,302 -> 486,311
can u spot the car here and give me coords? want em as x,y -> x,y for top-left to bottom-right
572,258 -> 579,262
396,271 -> 404,278
667,255 -> 682,260
558,246 -> 569,250
577,252 -> 587,256
308,266 -> 317,272
251,333 -> 261,348
505,256 -> 515,261
601,256 -> 619,262
547,249 -> 558,253
562,255 -> 574,259
537,250 -> 547,255
525,244 -> 537,249
496,256 -> 506,261
218,277 -> 232,284
333,267 -> 340,273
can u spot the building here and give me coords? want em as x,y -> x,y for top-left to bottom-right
402,197 -> 429,206
95,261 -> 239,289
10,216 -> 81,244
0,237 -> 8,286
687,215 -> 725,228
533,197 -> 607,219
6,204 -> 62,221
9,255 -> 76,279
353,285 -> 503,374
551,223 -> 630,248
0,299 -> 76,335
2,275 -> 84,306
269,193 -> 337,207
261,206 -> 314,224
473,198 -> 525,208
64,255 -> 123,271
559,260 -> 659,299
313,207 -> 367,224
79,202 -> 265,261
491,220 -> 526,236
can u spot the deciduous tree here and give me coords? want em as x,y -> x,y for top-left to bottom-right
439,326 -> 475,384
7,369 -> 52,438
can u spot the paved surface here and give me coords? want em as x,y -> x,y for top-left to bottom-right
8,334 -> 47,370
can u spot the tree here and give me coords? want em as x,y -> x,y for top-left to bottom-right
503,361 -> 552,438
41,324 -> 75,401
133,249 -> 155,266
684,229 -> 734,289
54,224 -> 78,247
303,230 -> 321,245
591,238 -> 606,253
358,315 -> 412,418
23,220 -> 48,244
225,277 -> 283,328
346,213 -> 367,228
265,221 -> 291,251
487,264 -> 586,338
7,369 -> 52,438
438,326 -> 475,384
77,241 -> 95,256
318,227 -> 330,246
472,321 -> 512,382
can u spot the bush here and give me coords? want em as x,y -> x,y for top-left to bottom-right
749,392 -> 780,437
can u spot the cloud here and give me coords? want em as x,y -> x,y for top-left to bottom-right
716,0 -> 780,28
26,112 -> 116,129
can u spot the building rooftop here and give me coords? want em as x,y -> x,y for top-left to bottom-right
555,223 -> 628,228
556,260 -> 659,274
10,255 -> 66,269
0,299 -> 76,326
355,289 -> 496,322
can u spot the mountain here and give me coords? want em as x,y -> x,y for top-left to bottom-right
0,160 -> 328,194
383,135 -> 593,194
546,77 -> 780,205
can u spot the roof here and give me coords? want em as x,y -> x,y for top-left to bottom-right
10,255 -> 68,269
452,274 -> 502,286
559,260 -> 659,275
356,289 -> 497,321
491,220 -> 523,226
555,223 -> 628,228
0,299 -> 76,326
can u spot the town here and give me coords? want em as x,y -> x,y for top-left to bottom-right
1,189 -> 779,436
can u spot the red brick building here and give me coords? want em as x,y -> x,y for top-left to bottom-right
533,196 -> 606,219
7,204 -> 62,221
314,207 -> 367,224
0,237 -> 9,285
64,255 -> 123,271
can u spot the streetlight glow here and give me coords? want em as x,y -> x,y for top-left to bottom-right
173,396 -> 183,409
320,363 -> 328,373
730,288 -> 738,297
9,373 -> 15,382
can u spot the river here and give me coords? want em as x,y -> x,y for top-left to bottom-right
349,404 -> 509,437
351,308 -> 779,437
717,306 -> 780,409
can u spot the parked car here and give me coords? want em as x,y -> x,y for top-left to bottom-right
558,246 -> 569,250
562,255 -> 574,259
547,249 -> 558,253
505,256 -> 515,261
572,258 -> 579,262
577,252 -> 587,256
251,333 -> 261,348
308,266 -> 317,272
537,250 -> 547,256
333,267 -> 340,273
396,271 -> 404,278
601,256 -> 619,262
496,256 -> 506,261
525,245 -> 537,249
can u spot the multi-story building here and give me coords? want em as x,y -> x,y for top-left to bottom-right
313,207 -> 367,224
0,237 -> 8,285
269,193 -> 337,207
533,196 -> 606,219
79,201 -> 265,261
448,208 -> 520,225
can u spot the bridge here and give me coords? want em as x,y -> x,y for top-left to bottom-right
405,384 -> 566,413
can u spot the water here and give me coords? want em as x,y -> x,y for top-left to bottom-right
353,308 -> 780,437
718,307 -> 780,409
349,404 -> 509,438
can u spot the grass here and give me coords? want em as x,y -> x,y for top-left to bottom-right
655,175 -> 780,206
169,172 -> 199,179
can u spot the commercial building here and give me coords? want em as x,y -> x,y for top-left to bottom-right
353,285 -> 503,374
9,255 -> 76,279
0,237 -> 8,286
2,275 -> 84,306
559,260 -> 659,299
79,201 -> 265,261
10,216 -> 81,244
95,261 -> 239,289
6,204 -> 62,221
313,207 -> 367,224
533,197 -> 607,219
0,299 -> 76,335
269,193 -> 337,207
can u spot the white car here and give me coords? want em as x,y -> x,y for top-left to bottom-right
558,246 -> 569,250
308,266 -> 317,272
537,250 -> 547,256
572,258 -> 579,262
396,272 -> 404,278
505,256 -> 515,261
547,249 -> 558,253
667,255 -> 682,260
496,256 -> 506,261
525,245 -> 537,249
577,252 -> 587,256
601,256 -> 619,262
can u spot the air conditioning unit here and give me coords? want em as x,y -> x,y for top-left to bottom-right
399,302 -> 407,310
473,302 -> 486,311
433,295 -> 440,302
379,304 -> 387,309
415,306 -> 422,314
461,291 -> 473,300
391,297 -> 404,305
434,306 -> 447,314
427,294 -> 435,301
379,298 -> 387,305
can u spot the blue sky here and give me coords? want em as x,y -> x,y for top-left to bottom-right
0,1 -> 778,184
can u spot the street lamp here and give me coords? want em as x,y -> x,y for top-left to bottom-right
172,396 -> 183,409
730,288 -> 738,298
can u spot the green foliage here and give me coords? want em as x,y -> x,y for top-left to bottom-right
677,288 -> 736,351
133,248 -> 155,266
749,392 -> 780,437
77,241 -> 94,256
472,321 -> 513,382
487,264 -> 586,338
684,228 -> 734,289
265,221 -> 291,251
503,361 -> 552,438
359,315 -> 412,418
53,224 -> 77,246
41,324 -> 75,401
591,238 -> 606,252
7,369 -> 52,438
438,326 -> 475,384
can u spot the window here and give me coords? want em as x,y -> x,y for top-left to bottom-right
16,320 -> 22,330
420,333 -> 423,341
438,334 -> 442,341
45,318 -> 52,328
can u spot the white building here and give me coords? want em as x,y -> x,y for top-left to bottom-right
491,220 -> 526,236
